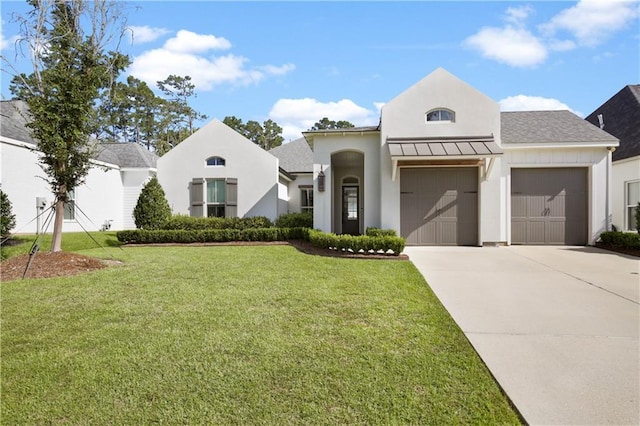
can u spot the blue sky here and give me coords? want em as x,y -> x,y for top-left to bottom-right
1,1 -> 638,141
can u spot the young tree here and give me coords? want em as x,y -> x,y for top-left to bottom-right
5,0 -> 128,252
0,189 -> 16,239
133,177 -> 171,230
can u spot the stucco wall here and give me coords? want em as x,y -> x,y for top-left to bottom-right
121,169 -> 155,230
1,139 -> 123,234
379,68 -> 502,237
312,134 -> 380,234
285,173 -> 313,215
612,156 -> 640,231
157,119 -> 280,220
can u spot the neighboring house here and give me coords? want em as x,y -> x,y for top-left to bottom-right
2,68 -> 620,246
304,68 -> 618,245
585,85 -> 640,232
0,100 -> 157,234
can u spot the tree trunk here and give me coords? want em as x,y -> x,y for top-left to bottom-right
50,198 -> 65,252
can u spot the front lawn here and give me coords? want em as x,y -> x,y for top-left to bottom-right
1,245 -> 520,424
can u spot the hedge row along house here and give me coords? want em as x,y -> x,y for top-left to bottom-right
2,68 -> 631,245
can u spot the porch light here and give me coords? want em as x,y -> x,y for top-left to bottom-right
318,167 -> 325,192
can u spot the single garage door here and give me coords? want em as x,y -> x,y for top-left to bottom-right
511,168 -> 587,245
401,168 -> 478,245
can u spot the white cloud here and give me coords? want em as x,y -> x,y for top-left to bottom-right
499,95 -> 582,116
0,20 -> 18,50
128,25 -> 171,44
466,1 -> 638,67
164,30 -> 231,53
129,30 -> 294,91
269,98 -> 379,140
465,26 -> 547,67
539,0 -> 639,47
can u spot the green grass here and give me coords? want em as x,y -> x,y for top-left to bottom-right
1,244 -> 521,425
1,231 -> 121,259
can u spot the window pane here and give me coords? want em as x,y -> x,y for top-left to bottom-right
207,205 -> 225,218
63,201 -> 75,220
426,111 -> 440,121
206,157 -> 225,166
207,179 -> 226,203
345,188 -> 357,220
628,206 -> 638,231
301,188 -> 313,208
628,181 -> 640,206
440,110 -> 454,121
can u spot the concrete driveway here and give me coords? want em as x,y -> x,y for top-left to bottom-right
405,245 -> 639,425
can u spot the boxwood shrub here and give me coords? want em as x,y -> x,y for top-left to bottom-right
308,229 -> 405,256
117,228 -> 309,244
275,212 -> 313,228
365,227 -> 397,237
599,231 -> 640,250
162,215 -> 273,230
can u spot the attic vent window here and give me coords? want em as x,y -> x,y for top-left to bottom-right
206,156 -> 226,166
426,109 -> 455,123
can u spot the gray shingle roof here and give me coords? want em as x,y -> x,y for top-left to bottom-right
501,110 -> 618,145
585,85 -> 640,161
269,137 -> 313,173
303,125 -> 380,135
96,143 -> 158,168
1,100 -> 157,169
0,100 -> 36,144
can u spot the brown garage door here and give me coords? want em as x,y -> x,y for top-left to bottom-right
511,168 -> 587,245
400,168 -> 478,245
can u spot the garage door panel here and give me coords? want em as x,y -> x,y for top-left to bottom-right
401,168 -> 478,246
511,168 -> 587,245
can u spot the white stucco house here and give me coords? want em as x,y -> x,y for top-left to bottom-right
585,85 -> 640,232
2,68 -> 620,246
0,100 -> 158,234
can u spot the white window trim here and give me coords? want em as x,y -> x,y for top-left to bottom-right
625,179 -> 640,231
425,108 -> 455,123
205,156 -> 226,167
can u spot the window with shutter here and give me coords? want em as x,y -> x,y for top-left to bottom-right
191,178 -> 205,217
225,178 -> 238,218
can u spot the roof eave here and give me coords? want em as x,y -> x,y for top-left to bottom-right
503,141 -> 619,149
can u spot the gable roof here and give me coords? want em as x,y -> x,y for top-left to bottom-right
1,99 -> 157,169
96,143 -> 158,168
0,100 -> 37,144
501,110 -> 618,146
585,85 -> 640,161
269,137 -> 313,173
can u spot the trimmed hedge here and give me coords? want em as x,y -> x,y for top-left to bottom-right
162,215 -> 273,230
365,227 -> 397,237
599,231 -> 640,250
117,227 -> 309,244
308,230 -> 405,256
275,212 -> 313,228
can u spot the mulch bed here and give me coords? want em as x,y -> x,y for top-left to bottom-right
1,252 -> 108,282
594,243 -> 640,258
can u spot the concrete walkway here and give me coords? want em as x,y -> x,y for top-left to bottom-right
405,246 -> 639,425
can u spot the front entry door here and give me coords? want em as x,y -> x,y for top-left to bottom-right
342,186 -> 360,235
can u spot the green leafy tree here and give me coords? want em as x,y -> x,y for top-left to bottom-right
133,177 -> 171,230
0,189 -> 16,239
222,116 -> 283,150
309,117 -> 355,131
5,0 -> 128,252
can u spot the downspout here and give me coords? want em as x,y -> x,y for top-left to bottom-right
606,146 -> 615,232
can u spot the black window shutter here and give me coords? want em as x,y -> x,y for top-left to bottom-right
225,178 -> 238,218
191,178 -> 205,217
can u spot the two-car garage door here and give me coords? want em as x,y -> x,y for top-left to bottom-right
511,168 -> 587,245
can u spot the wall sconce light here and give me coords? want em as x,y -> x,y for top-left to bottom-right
318,166 -> 325,192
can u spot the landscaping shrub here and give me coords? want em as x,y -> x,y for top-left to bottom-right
117,228 -> 308,244
133,177 -> 171,230
1,188 -> 16,239
162,215 -> 273,230
365,227 -> 397,237
599,231 -> 640,250
308,229 -> 405,256
275,211 -> 313,228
